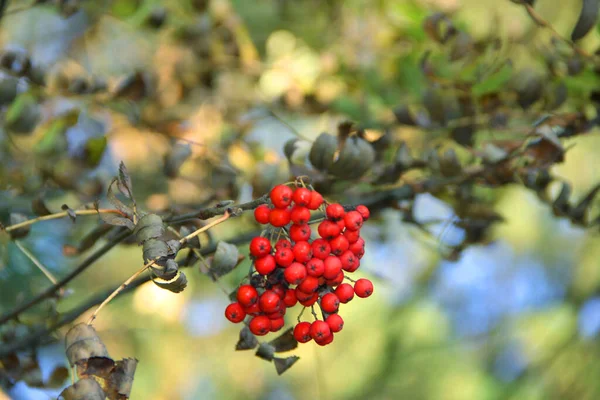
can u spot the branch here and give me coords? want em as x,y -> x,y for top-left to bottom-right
3,209 -> 125,233
166,194 -> 269,224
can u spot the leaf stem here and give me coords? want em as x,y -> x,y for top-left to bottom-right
14,240 -> 64,295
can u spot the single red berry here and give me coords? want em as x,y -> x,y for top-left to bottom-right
326,203 -> 345,221
318,220 -> 341,240
329,235 -> 349,256
283,288 -> 297,307
236,284 -> 259,307
306,258 -> 325,277
293,321 -> 312,343
310,320 -> 331,341
349,237 -> 365,256
297,275 -> 319,293
254,205 -> 271,224
312,239 -> 331,260
270,184 -> 293,209
320,293 -> 340,313
270,283 -> 286,299
354,278 -> 374,298
343,229 -> 361,244
260,290 -> 282,313
270,317 -> 285,332
293,241 -> 313,263
225,302 -> 246,323
335,283 -> 355,303
255,255 -> 276,275
275,248 -> 294,267
295,288 -> 315,302
323,256 -> 342,280
244,302 -> 261,316
325,271 -> 344,287
340,250 -> 359,272
275,239 -> 292,250
307,191 -> 323,210
292,187 -> 312,206
315,332 -> 334,346
326,314 -> 344,332
343,211 -> 363,231
249,237 -> 271,258
269,208 -> 291,227
290,224 -> 311,242
249,315 -> 271,336
290,206 -> 311,225
284,262 -> 307,285
355,205 -> 370,221
299,292 -> 319,306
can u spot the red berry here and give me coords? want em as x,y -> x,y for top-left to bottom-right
297,275 -> 319,293
249,315 -> 271,336
325,314 -> 344,332
310,320 -> 331,341
290,206 -> 311,225
292,241 -> 313,263
283,289 -> 297,307
349,237 -> 365,256
306,258 -> 325,277
254,205 -> 271,224
326,203 -> 345,221
275,239 -> 292,250
249,237 -> 271,258
340,250 -> 359,272
318,220 -> 341,240
299,292 -> 319,306
312,239 -> 331,260
275,248 -> 294,267
225,303 -> 246,323
329,235 -> 349,256
343,229 -> 361,244
236,284 -> 259,307
270,283 -> 286,299
292,187 -> 312,206
325,271 -> 344,287
270,185 -> 293,209
269,208 -> 291,227
315,332 -> 334,346
270,317 -> 285,332
293,322 -> 312,343
335,283 -> 355,303
307,191 -> 323,210
284,262 -> 307,284
259,290 -> 282,313
295,288 -> 315,302
290,224 -> 311,242
355,205 -> 370,221
244,302 -> 261,316
354,278 -> 374,298
255,255 -> 276,275
320,293 -> 340,313
323,256 -> 342,280
266,309 -> 286,320
343,211 -> 363,231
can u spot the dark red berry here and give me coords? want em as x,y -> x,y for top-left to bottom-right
290,206 -> 311,225
343,229 -> 361,244
290,224 -> 311,242
315,332 -> 334,346
249,237 -> 271,257
284,262 -> 307,285
254,205 -> 271,224
244,302 -> 261,316
335,283 -> 355,303
269,208 -> 291,227
275,239 -> 292,250
293,321 -> 312,343
249,315 -> 271,336
329,235 -> 349,256
307,191 -> 323,210
266,309 -> 286,320
340,250 -> 359,272
275,248 -> 294,267
270,185 -> 293,209
283,289 -> 297,307
255,254 -> 276,275
295,288 -> 315,302
326,313 -> 344,332
354,278 -> 373,298
326,203 -> 345,221
299,292 -> 319,306
270,317 -> 285,332
349,237 -> 365,256
297,275 -> 319,293
318,220 -> 341,240
236,284 -> 259,307
292,187 -> 312,206
225,302 -> 246,323
310,320 -> 331,341
323,256 -> 342,280
343,211 -> 363,231
312,239 -> 331,260
320,293 -> 340,313
306,258 -> 325,277
325,271 -> 344,287
270,283 -> 286,299
355,205 -> 370,221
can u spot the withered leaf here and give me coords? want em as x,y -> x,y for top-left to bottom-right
47,365 -> 70,388
117,162 -> 134,200
152,270 -> 187,293
107,179 -> 133,218
99,212 -> 135,231
62,204 -> 77,223
571,0 -> 600,41
236,326 -> 258,350
210,241 -> 240,278
8,213 -> 30,239
107,358 -> 138,399
65,323 -> 110,367
552,182 -> 571,215
268,328 -> 298,353
133,214 -> 164,244
255,342 -> 275,361
31,196 -> 52,216
309,133 -> 337,171
59,377 -> 106,400
273,356 -> 300,375
77,356 -> 115,379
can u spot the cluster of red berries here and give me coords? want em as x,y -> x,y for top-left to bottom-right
224,184 -> 373,346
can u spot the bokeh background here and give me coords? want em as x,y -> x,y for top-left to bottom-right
2,0 -> 600,399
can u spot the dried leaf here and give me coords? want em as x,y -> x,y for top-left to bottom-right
210,241 -> 241,278
133,214 -> 164,244
98,212 -> 135,230
31,197 -> 52,216
59,377 -> 106,400
106,358 -> 138,399
61,204 -> 77,223
118,162 -> 134,199
107,179 -> 133,218
255,342 -> 275,361
65,324 -> 110,367
47,366 -> 70,388
273,356 -> 300,375
268,328 -> 298,352
152,270 -> 187,293
309,133 -> 337,171
236,326 -> 258,350
8,213 -> 30,239
571,0 -> 600,41
552,182 -> 571,215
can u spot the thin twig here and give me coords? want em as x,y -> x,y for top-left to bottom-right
3,209 -> 125,233
14,240 -> 65,296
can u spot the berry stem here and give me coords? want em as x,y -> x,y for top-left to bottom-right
310,305 -> 319,321
343,274 -> 357,283
297,306 -> 306,323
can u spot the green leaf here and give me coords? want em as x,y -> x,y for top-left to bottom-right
210,241 -> 240,278
84,137 -> 108,167
273,356 -> 300,375
472,63 -> 513,96
268,328 -> 298,352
